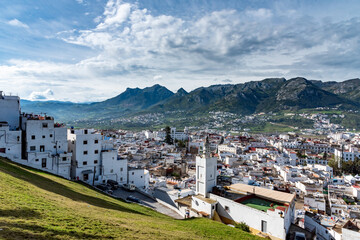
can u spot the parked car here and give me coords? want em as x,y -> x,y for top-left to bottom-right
126,195 -> 142,203
107,179 -> 120,190
122,183 -> 136,191
96,184 -> 111,191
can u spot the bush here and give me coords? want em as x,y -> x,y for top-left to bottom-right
235,222 -> 250,232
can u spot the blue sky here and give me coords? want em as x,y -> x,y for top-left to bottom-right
1,0 -> 360,102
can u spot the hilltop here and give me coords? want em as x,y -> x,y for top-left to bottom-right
0,157 -> 261,240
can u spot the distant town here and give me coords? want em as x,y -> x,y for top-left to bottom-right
2,90 -> 360,240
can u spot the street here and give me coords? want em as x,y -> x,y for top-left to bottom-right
112,187 -> 183,219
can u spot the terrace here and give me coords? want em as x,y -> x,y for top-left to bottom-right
235,194 -> 285,212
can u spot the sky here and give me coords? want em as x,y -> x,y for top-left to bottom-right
1,0 -> 360,102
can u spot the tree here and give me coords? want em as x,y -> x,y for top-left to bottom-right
328,158 -> 341,176
177,140 -> 186,148
164,126 -> 173,145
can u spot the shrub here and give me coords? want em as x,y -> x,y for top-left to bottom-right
235,222 -> 250,232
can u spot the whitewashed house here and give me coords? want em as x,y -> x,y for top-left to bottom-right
0,91 -> 21,130
0,122 -> 21,160
20,114 -> 72,179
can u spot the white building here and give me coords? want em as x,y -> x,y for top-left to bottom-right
211,184 -> 295,240
0,91 -> 20,130
343,220 -> 360,240
304,193 -> 326,213
20,114 -> 72,179
170,127 -> 188,141
128,168 -> 149,190
68,129 -> 123,185
0,123 -> 21,159
218,144 -> 240,155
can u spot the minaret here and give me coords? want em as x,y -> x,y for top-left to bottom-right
196,135 -> 217,197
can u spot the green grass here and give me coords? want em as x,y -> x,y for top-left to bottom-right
241,197 -> 280,212
247,122 -> 294,133
0,157 -> 262,240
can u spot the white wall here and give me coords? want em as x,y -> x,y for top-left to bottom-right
128,168 -> 146,189
196,155 -> 217,197
0,94 -> 20,130
101,150 -> 127,184
0,125 -> 21,159
343,227 -> 360,240
210,194 -> 291,240
304,196 -> 326,212
68,129 -> 102,184
192,196 -> 215,217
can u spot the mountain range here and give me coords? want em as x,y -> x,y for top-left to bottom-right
21,77 -> 360,124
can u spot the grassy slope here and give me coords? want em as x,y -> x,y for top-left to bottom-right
0,158 -> 262,240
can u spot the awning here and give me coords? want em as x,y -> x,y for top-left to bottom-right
82,169 -> 93,174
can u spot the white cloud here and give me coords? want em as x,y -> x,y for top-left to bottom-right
246,8 -> 273,19
28,89 -> 54,101
7,19 -> 29,29
96,0 -> 131,29
153,75 -> 162,80
1,1 -> 360,102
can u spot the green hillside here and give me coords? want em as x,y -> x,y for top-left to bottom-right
0,157 -> 261,240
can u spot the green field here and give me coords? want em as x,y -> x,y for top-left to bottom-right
0,157 -> 262,240
247,122 -> 294,133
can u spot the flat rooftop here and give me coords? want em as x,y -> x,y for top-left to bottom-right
229,183 -> 295,204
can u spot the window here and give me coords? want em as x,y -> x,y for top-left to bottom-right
132,172 -> 134,175
35,159 -> 39,162
225,206 -> 230,212
83,140 -> 88,145
83,161 -> 87,166
31,135 -> 35,140
94,160 -> 98,164
120,177 -> 123,181
94,139 -> 98,144
141,176 -> 143,178
42,135 -> 45,139
120,168 -> 123,171
83,151 -> 88,155
94,150 -> 99,154
83,173 -> 89,181
110,169 -> 113,173
40,145 -> 45,152
71,130 -> 74,134
50,134 -> 53,138
42,123 -> 48,128
84,129 -> 88,134
62,157 -> 67,161
131,181 -> 134,184
42,158 -> 47,168
30,146 -> 36,151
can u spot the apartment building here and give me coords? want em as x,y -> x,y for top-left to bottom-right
20,114 -> 72,179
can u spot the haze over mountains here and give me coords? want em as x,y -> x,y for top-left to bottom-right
21,77 -> 360,123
